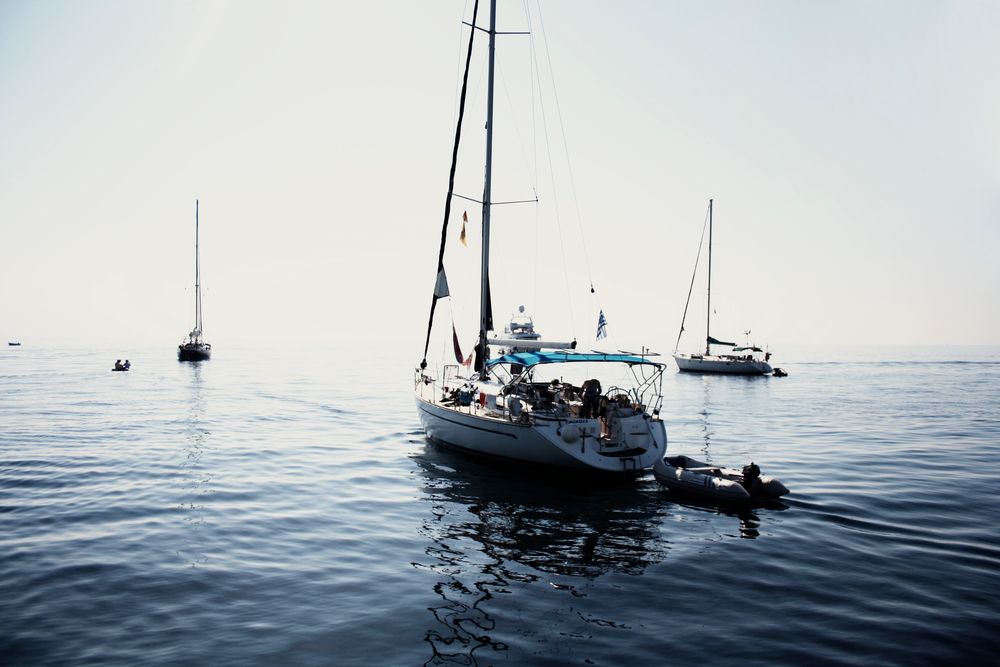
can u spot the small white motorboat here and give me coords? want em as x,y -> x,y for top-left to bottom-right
653,455 -> 789,502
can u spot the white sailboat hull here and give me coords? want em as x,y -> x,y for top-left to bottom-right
415,394 -> 666,474
674,353 -> 772,375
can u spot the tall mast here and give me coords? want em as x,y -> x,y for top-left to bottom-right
195,199 -> 202,336
477,0 -> 497,380
705,198 -> 713,355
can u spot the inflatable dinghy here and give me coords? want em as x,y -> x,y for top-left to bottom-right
653,455 -> 789,502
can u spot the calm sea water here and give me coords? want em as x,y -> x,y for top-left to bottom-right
2,344 -> 999,666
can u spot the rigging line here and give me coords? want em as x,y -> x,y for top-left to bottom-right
526,1 -> 575,336
451,193 -> 537,206
534,69 -> 576,337
674,202 -> 711,353
493,197 -> 539,206
452,193 -> 483,204
421,0 -> 481,368
534,1 -> 594,292
497,60 -> 537,196
533,192 -> 539,312
523,0 -> 540,315
463,22 -> 529,36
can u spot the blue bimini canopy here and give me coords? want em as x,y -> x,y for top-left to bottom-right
487,351 -> 660,368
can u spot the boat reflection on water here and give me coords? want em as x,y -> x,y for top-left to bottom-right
412,441 -> 788,664
665,494 -> 787,540
411,444 -> 672,665
414,445 -> 673,574
662,375 -> 788,528
178,361 -> 212,567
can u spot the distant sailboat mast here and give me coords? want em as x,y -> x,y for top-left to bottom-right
195,199 -> 203,339
705,198 -> 712,355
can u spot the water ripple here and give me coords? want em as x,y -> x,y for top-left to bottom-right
1,345 -> 999,665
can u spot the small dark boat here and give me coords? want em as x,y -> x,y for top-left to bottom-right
653,455 -> 789,502
772,367 -> 788,377
8,342 -> 20,346
178,200 -> 212,362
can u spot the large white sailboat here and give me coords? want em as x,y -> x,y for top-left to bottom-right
414,0 -> 667,474
673,199 -> 773,375
178,199 -> 211,362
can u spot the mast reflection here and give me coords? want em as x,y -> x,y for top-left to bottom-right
178,361 -> 212,567
699,375 -> 713,457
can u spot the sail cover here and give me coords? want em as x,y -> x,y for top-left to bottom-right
707,336 -> 736,347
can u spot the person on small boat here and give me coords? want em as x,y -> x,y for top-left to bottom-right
114,359 -> 124,371
580,378 -> 602,418
123,360 -> 131,370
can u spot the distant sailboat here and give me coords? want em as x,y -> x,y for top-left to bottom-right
178,200 -> 211,362
673,199 -> 774,375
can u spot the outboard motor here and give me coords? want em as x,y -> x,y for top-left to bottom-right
741,462 -> 762,496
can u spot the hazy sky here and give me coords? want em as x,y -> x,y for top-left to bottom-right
1,0 -> 997,354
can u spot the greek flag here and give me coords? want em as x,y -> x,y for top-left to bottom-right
596,310 -> 607,340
